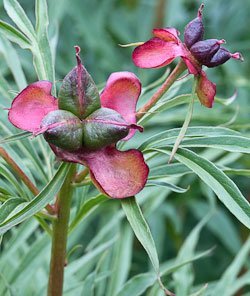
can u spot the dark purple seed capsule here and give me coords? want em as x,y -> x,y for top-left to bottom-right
203,47 -> 231,67
184,18 -> 204,49
184,4 -> 204,49
190,39 -> 225,64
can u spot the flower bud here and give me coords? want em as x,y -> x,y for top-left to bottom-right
204,47 -> 243,67
41,110 -> 83,151
184,4 -> 204,49
82,108 -> 130,150
190,39 -> 225,64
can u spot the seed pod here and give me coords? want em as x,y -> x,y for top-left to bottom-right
82,108 -> 129,150
204,47 -> 243,67
41,110 -> 83,151
184,4 -> 204,49
190,39 -> 224,64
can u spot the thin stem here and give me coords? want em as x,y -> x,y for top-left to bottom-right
74,167 -> 89,183
136,60 -> 187,120
48,164 -> 76,296
0,147 -> 55,215
168,77 -> 197,163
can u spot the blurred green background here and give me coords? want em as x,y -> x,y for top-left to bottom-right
0,0 -> 249,295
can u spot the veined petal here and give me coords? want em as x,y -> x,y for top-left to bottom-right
196,71 -> 216,108
153,27 -> 180,43
8,81 -> 58,132
132,38 -> 184,69
51,145 -> 149,199
100,72 -> 141,140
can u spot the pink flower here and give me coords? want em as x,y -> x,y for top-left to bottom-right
132,4 -> 243,108
8,47 -> 149,199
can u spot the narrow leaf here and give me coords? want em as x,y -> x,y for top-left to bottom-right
0,131 -> 31,145
3,0 -> 36,41
0,20 -> 31,49
121,196 -> 159,273
69,194 -> 108,233
152,147 -> 250,229
147,180 -> 189,193
0,162 -> 71,234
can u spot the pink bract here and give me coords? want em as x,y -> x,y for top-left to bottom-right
100,71 -> 141,140
8,81 -> 58,132
51,145 -> 149,199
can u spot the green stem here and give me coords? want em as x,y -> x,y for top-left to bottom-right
136,60 -> 187,120
168,77 -> 197,163
47,164 -> 76,296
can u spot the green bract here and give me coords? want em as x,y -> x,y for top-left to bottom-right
41,110 -> 83,151
58,63 -> 101,119
82,108 -> 129,150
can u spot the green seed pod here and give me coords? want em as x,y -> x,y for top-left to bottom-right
41,110 -> 83,151
82,108 -> 130,150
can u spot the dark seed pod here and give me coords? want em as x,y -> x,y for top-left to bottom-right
190,39 -> 224,64
41,110 -> 83,151
184,4 -> 204,49
82,108 -> 129,150
203,47 -> 231,67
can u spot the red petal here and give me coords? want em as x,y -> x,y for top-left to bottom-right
100,72 -> 141,140
196,72 -> 216,108
132,38 -> 184,69
51,145 -> 149,199
8,81 -> 58,132
153,27 -> 180,43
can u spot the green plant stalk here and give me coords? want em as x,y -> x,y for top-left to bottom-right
136,60 -> 187,120
47,164 -> 76,296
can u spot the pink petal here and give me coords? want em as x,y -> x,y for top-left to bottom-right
100,72 -> 141,140
51,145 -> 149,199
8,81 -> 58,132
153,27 -> 180,43
132,37 -> 184,69
196,71 -> 216,108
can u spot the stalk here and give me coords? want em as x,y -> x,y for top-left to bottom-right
47,164 -> 76,296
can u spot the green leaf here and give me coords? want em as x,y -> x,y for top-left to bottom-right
0,72 -> 12,101
168,77 -> 196,163
152,147 -> 250,229
173,211 -> 212,295
139,126 -> 239,151
0,162 -> 71,235
121,197 -> 159,273
179,135 -> 250,153
147,180 -> 189,193
0,20 -> 31,49
138,94 -> 191,125
69,194 -> 108,233
0,198 -> 25,223
58,52 -> 101,119
211,237 -> 250,296
0,132 -> 31,145
0,36 -> 27,89
35,0 -> 55,84
3,0 -> 36,41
